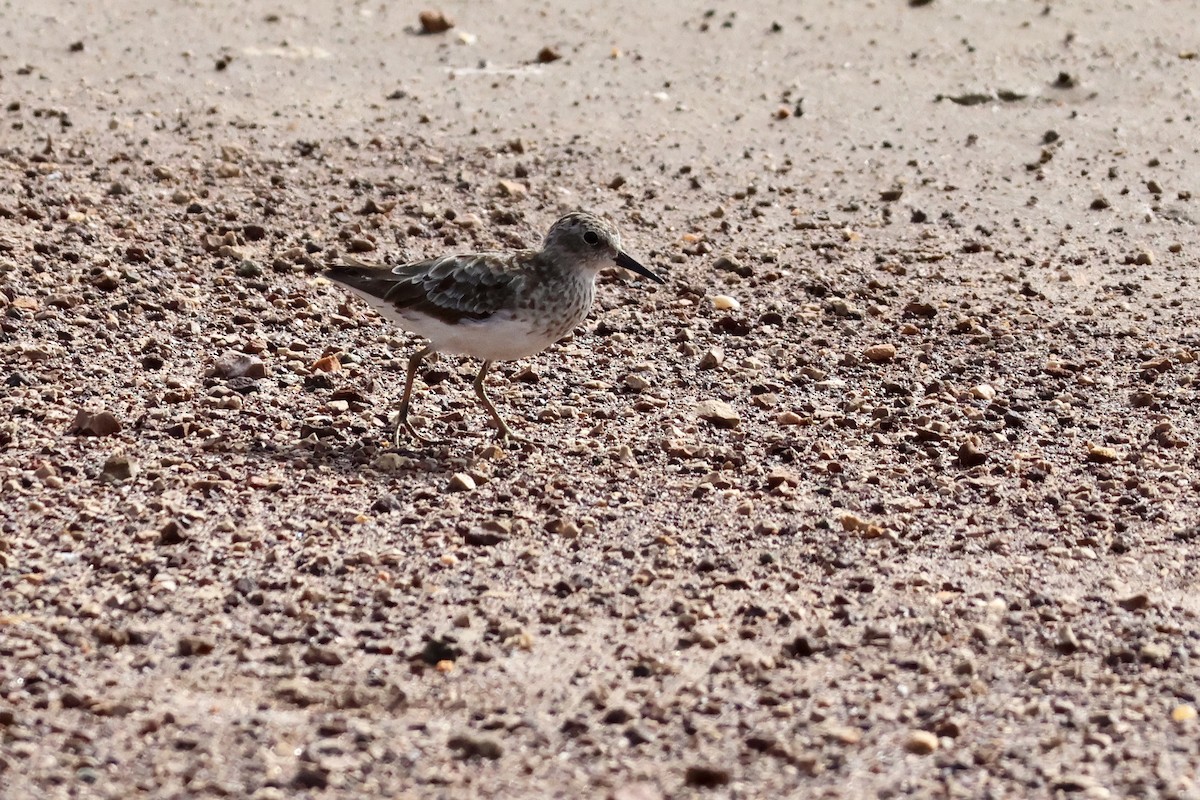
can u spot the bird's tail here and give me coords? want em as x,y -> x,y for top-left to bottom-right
323,263 -> 399,301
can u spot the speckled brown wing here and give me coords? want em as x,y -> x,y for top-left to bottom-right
325,252 -> 531,325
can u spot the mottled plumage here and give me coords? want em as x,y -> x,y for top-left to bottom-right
324,211 -> 663,444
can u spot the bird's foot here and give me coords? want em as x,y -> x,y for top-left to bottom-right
393,418 -> 444,447
495,426 -> 536,449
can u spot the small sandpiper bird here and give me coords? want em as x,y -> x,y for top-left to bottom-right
324,211 -> 664,445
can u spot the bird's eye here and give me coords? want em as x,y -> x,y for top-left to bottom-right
583,231 -> 600,246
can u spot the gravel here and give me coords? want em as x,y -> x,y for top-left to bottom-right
2,1 -> 1199,798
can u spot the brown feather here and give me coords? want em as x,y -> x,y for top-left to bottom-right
325,253 -> 531,325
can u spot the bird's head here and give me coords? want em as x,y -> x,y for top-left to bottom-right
543,211 -> 664,284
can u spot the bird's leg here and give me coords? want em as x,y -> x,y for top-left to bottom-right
473,360 -> 529,444
395,345 -> 441,446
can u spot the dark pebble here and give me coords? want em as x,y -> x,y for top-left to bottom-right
685,765 -> 732,788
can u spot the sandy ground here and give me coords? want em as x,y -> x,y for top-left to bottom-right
2,1 -> 1200,797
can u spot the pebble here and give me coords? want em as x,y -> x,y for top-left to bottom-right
840,514 -> 883,537
291,768 -> 329,790
242,223 -> 267,240
1055,625 -> 1081,654
612,444 -> 635,463
20,344 -> 57,361
1140,642 -> 1170,664
99,453 -> 138,483
864,343 -> 897,363
776,410 -> 806,426
905,730 -> 939,754
904,300 -> 937,318
301,646 -> 344,666
418,9 -> 455,33
546,518 -> 581,538
513,365 -> 540,383
971,383 -> 996,400
537,46 -> 563,63
235,260 -> 262,278
212,351 -> 268,379
612,783 -> 664,800
447,734 -> 502,760
274,677 -> 322,707
623,373 -> 651,391
477,444 -> 506,460
829,298 -> 863,318
603,706 -> 635,724
358,198 -> 394,215
1129,391 -> 1155,410
698,347 -> 724,370
711,294 -> 740,311
1086,444 -> 1121,464
92,270 -> 121,291
497,180 -> 527,199
958,440 -> 988,467
751,392 -> 778,409
176,636 -> 215,657
372,453 -> 412,472
1172,704 -> 1197,723
624,725 -> 653,745
310,355 -> 341,373
1117,593 -> 1151,611
714,255 -> 753,277
447,473 -> 476,492
766,467 -> 800,488
684,766 -> 731,788
1052,775 -> 1103,794
695,399 -> 740,429
463,530 -> 505,547
828,725 -> 862,745
71,409 -> 122,437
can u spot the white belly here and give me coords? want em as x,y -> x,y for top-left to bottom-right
357,301 -> 561,361
345,278 -> 594,362
400,310 -> 563,360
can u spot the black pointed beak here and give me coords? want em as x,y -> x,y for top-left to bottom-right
614,251 -> 665,284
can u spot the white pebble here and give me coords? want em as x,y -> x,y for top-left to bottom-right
972,383 -> 996,400
623,374 -> 651,391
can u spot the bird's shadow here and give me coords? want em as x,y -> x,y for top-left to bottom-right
230,425 -> 535,483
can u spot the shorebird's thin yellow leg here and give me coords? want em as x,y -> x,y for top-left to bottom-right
395,345 -> 441,446
473,360 -> 529,444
